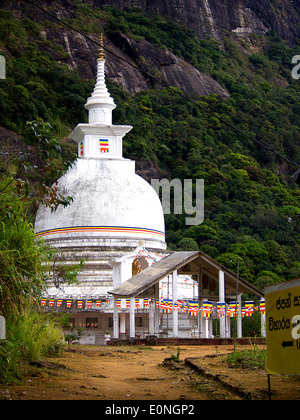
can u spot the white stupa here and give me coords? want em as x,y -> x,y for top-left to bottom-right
34,37 -> 166,301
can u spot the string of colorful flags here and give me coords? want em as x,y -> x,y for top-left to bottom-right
39,297 -> 266,317
40,297 -> 107,309
158,299 -> 265,318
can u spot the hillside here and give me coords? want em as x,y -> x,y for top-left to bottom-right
93,0 -> 300,46
0,0 -> 300,292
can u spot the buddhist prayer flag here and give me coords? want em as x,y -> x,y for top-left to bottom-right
87,300 -> 92,309
228,301 -> 239,317
126,299 -> 131,308
67,300 -> 72,308
174,300 -> 182,311
80,141 -> 83,156
116,299 -> 121,308
260,299 -> 265,314
202,301 -> 213,318
245,301 -> 254,317
143,298 -> 149,308
160,299 -> 166,311
77,300 -> 83,309
41,298 -> 47,307
135,299 -> 140,308
161,299 -> 172,313
49,299 -> 54,307
188,301 -> 199,316
182,303 -> 188,313
217,302 -> 226,317
96,300 -> 101,308
99,139 -> 109,153
57,299 -> 63,307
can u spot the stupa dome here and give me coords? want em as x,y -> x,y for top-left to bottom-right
34,157 -> 166,248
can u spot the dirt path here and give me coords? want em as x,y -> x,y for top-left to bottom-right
0,344 -> 299,400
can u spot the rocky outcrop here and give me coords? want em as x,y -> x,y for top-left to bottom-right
2,0 -> 230,96
135,160 -> 169,183
106,32 -> 229,96
11,0 -> 298,46
93,0 -> 300,45
37,26 -> 228,95
2,0 -> 299,96
23,19 -> 230,96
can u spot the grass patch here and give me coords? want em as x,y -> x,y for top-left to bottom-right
170,347 -> 181,363
223,346 -> 266,369
0,310 -> 65,384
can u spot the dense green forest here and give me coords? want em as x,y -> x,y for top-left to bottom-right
0,3 -> 300,301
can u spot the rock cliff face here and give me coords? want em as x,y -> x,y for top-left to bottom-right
2,0 -> 299,95
94,0 -> 300,45
35,26 -> 229,96
3,0 -> 231,96
105,32 -> 229,96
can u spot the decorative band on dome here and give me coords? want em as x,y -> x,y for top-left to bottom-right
35,226 -> 165,239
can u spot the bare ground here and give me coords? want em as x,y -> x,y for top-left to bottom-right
0,344 -> 299,400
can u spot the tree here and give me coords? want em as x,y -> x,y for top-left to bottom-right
216,253 -> 254,282
177,238 -> 199,251
185,224 -> 219,245
61,314 -> 84,349
0,182 -> 50,316
254,271 -> 285,291
0,120 -> 80,316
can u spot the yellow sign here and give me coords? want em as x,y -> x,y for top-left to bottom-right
265,279 -> 300,375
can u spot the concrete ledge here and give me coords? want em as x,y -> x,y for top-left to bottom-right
108,337 -> 266,346
185,357 -> 258,400
156,337 -> 266,346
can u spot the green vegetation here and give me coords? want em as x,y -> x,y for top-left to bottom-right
170,346 -> 181,363
63,318 -> 84,349
0,311 -> 65,383
0,9 -> 94,134
0,54 -> 84,382
223,345 -> 266,369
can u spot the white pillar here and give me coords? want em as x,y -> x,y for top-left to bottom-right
226,313 -> 231,338
172,270 -> 178,337
120,312 -> 126,338
113,297 -> 119,339
130,297 -> 135,338
204,318 -> 209,338
261,298 -> 266,337
199,303 -> 204,338
237,294 -> 242,338
154,300 -> 159,336
219,270 -> 226,338
112,257 -> 134,288
209,319 -> 213,338
198,266 -> 203,338
149,299 -> 155,335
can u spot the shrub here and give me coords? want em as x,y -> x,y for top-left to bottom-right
0,311 -> 64,384
223,345 -> 266,369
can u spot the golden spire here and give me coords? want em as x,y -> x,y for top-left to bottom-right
97,33 -> 104,61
